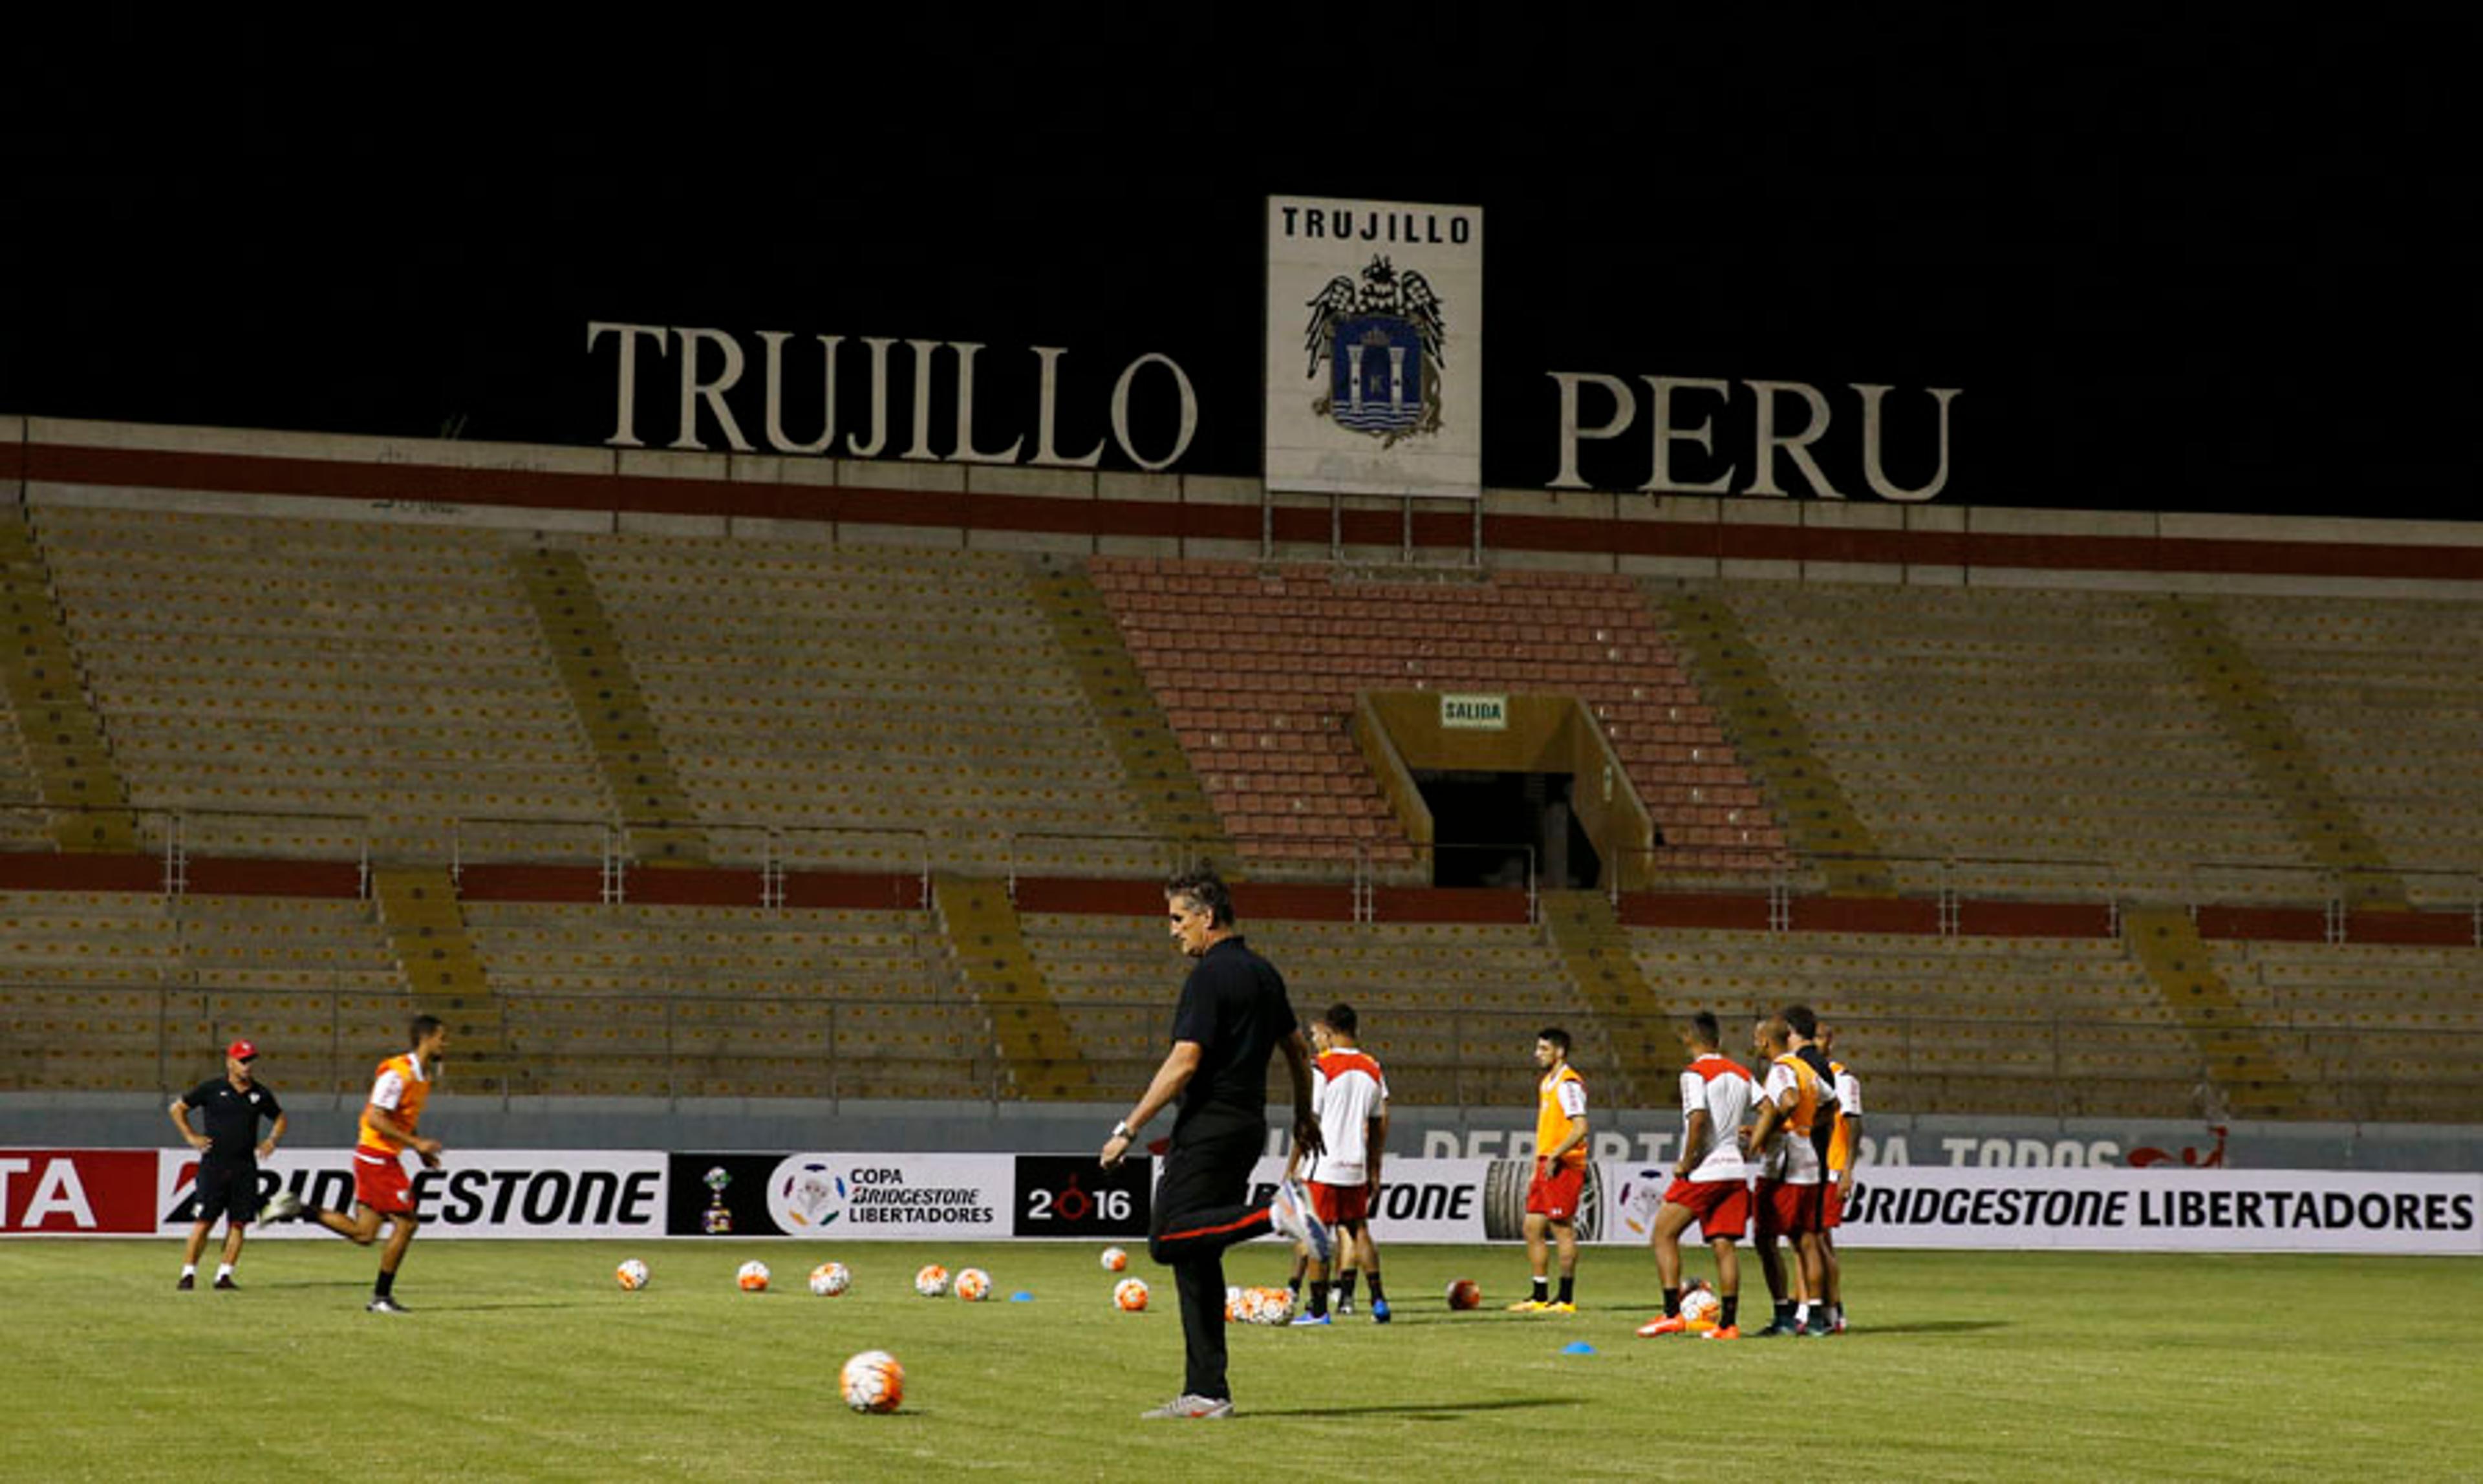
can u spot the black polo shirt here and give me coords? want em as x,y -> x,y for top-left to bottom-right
1168,935 -> 1297,1135
179,1076 -> 283,1161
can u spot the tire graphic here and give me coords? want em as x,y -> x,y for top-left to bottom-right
1483,1158 -> 1603,1242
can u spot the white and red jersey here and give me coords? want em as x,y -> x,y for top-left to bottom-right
1677,1053 -> 1755,1182
1758,1053 -> 1828,1185
1306,1047 -> 1388,1187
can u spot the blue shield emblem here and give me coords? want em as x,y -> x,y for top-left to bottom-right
1327,315 -> 1424,435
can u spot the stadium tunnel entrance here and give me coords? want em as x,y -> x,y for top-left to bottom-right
1413,769 -> 1602,889
1350,690 -> 1655,890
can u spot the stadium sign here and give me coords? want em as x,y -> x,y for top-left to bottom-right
1265,196 -> 1485,499
1544,374 -> 1962,499
665,1152 -> 1012,1240
1837,1167 -> 2481,1256
587,324 -> 1199,471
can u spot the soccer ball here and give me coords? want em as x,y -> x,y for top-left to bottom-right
1680,1280 -> 1722,1329
1100,1245 -> 1128,1273
1113,1277 -> 1150,1312
914,1264 -> 951,1298
809,1262 -> 851,1296
615,1259 -> 650,1291
1445,1278 -> 1481,1311
840,1350 -> 905,1414
954,1267 -> 991,1302
736,1260 -> 771,1293
1249,1286 -> 1293,1324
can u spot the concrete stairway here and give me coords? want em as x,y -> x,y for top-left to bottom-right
932,874 -> 1095,1100
510,548 -> 708,866
0,511 -> 135,851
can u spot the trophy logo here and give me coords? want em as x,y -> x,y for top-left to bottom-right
702,1165 -> 734,1234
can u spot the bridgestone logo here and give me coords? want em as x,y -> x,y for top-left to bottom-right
849,1187 -> 995,1223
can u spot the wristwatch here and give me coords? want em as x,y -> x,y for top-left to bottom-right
1111,1121 -> 1133,1142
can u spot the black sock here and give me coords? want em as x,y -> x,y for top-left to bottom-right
1306,1282 -> 1327,1317
1556,1275 -> 1575,1305
1662,1287 -> 1681,1318
1366,1272 -> 1385,1303
1289,1274 -> 1303,1296
374,1268 -> 396,1299
1775,1300 -> 1794,1324
1722,1295 -> 1739,1328
1337,1271 -> 1359,1304
1531,1276 -> 1549,1303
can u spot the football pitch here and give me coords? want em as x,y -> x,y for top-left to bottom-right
5,1240 -> 2474,1481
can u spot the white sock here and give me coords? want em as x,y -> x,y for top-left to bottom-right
215,1264 -> 234,1280
1796,1301 -> 1812,1326
181,1264 -> 197,1278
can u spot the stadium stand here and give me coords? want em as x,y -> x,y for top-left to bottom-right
2210,939 -> 2483,1122
575,534 -> 1166,876
1675,581 -> 2310,902
464,901 -> 990,1100
32,501 -> 609,859
2216,593 -> 2483,907
1090,559 -> 1785,876
1021,910 -> 1609,1109
1626,925 -> 2199,1119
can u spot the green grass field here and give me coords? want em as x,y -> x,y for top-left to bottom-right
4,1238 -> 2475,1481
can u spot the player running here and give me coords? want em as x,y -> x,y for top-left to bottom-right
1636,1011 -> 1753,1340
261,1015 -> 449,1313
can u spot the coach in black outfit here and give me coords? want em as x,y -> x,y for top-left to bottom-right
1102,868 -> 1327,1421
169,1037 -> 287,1289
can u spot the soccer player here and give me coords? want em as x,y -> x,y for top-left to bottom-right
168,1038 -> 286,1290
1635,1011 -> 1752,1340
1289,1002 -> 1390,1326
268,1015 -> 449,1313
1819,1024 -> 1863,1334
1101,868 -> 1327,1420
1744,1013 -> 1834,1337
1508,1027 -> 1588,1315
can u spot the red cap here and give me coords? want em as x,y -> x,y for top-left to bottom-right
226,1038 -> 258,1061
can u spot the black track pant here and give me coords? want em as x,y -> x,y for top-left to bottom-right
1147,1120 -> 1271,1401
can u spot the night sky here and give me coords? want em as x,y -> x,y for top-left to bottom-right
3,19 -> 2470,517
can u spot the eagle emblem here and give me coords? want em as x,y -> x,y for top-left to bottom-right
1302,255 -> 1446,446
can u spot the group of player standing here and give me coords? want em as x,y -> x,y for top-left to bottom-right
1276,998 -> 1861,1342
1634,1004 -> 1861,1340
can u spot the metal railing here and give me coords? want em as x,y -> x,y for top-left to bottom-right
4,802 -> 2479,943
19,985 -> 2477,1124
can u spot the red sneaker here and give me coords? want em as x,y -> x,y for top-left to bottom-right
1635,1313 -> 1690,1337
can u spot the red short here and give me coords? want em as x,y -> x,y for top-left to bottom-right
1820,1179 -> 1845,1231
353,1146 -> 416,1216
1755,1178 -> 1822,1239
1525,1161 -> 1586,1221
1661,1176 -> 1750,1242
1307,1180 -> 1370,1226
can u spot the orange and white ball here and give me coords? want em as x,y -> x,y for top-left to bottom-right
954,1267 -> 991,1302
808,1262 -> 851,1296
1100,1245 -> 1128,1273
615,1258 -> 650,1291
736,1260 -> 771,1292
840,1350 -> 905,1414
914,1264 -> 951,1298
1113,1276 -> 1150,1311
